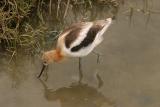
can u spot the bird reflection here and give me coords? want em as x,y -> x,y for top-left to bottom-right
39,79 -> 115,107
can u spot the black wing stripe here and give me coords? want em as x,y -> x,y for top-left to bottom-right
71,25 -> 103,52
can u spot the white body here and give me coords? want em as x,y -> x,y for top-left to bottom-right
57,18 -> 112,57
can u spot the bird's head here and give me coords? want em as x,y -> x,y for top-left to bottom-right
38,49 -> 63,78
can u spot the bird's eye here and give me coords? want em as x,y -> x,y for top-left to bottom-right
43,61 -> 47,65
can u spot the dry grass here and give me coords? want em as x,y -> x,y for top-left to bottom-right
0,0 -> 121,56
0,0 -> 44,54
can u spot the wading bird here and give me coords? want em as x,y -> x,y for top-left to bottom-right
38,18 -> 112,80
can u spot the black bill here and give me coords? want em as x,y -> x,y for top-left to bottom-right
37,64 -> 47,78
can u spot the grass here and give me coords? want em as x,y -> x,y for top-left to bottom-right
0,0 -> 121,57
0,0 -> 42,54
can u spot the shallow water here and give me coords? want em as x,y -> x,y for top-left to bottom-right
1,0 -> 160,107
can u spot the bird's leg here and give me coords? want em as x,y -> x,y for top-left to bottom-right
95,72 -> 104,88
92,51 -> 103,64
78,57 -> 83,83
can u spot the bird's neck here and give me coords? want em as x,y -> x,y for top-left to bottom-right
52,49 -> 64,62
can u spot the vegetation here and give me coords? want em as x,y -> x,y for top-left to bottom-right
0,0 -> 121,56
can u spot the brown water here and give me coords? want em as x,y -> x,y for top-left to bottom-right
1,0 -> 160,107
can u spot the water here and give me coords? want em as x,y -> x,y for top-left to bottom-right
0,0 -> 160,107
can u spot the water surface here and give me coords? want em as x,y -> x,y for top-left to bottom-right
0,0 -> 160,107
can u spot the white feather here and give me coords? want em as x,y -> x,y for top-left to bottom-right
58,18 -> 112,57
